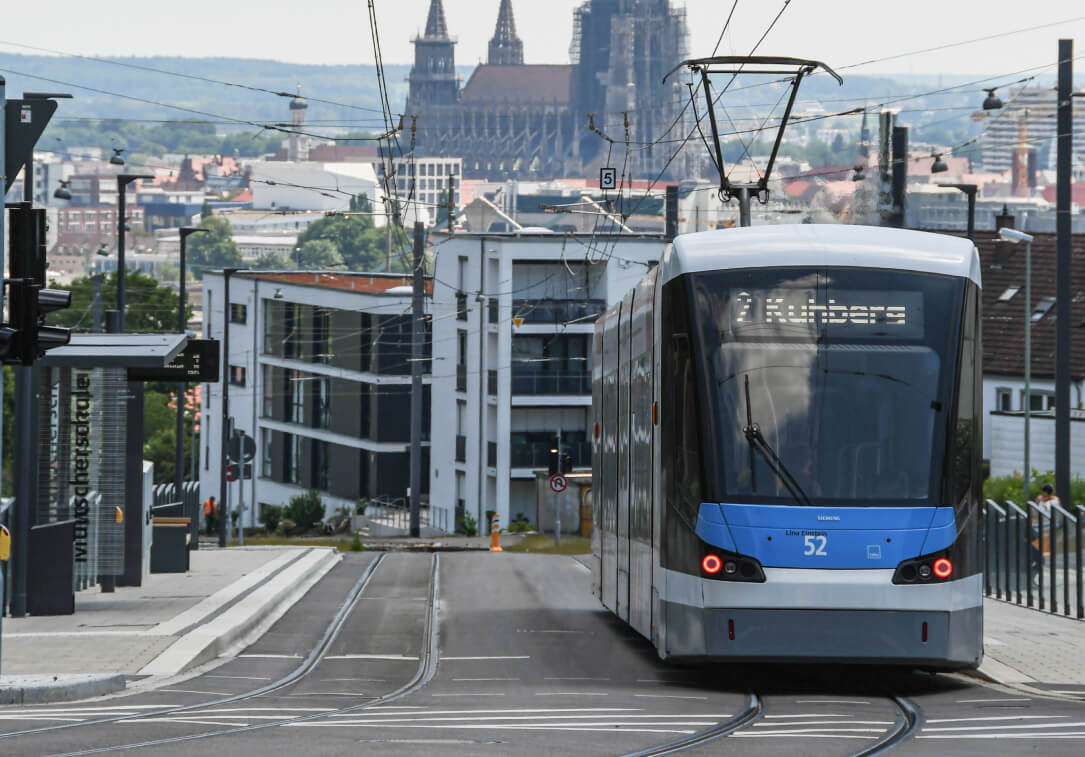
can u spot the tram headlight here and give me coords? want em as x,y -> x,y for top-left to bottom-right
917,564 -> 932,579
892,550 -> 959,585
723,560 -> 738,575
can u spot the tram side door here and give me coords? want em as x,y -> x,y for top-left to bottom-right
616,291 -> 634,622
600,305 -> 621,613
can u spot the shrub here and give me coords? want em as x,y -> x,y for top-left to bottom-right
350,532 -> 364,551
285,489 -> 326,531
356,498 -> 369,516
508,512 -> 533,533
260,505 -> 282,533
984,469 -> 1085,505
459,511 -> 478,537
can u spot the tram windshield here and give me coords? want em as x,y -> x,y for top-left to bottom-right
689,267 -> 966,506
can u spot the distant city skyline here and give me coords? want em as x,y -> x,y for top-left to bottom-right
1,1 -> 1083,79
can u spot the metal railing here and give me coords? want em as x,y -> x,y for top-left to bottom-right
511,372 -> 591,395
364,496 -> 451,535
984,498 -> 1084,619
512,298 -> 605,325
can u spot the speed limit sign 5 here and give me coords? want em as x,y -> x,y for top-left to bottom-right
549,475 -> 568,493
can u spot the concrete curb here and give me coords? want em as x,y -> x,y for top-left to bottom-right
0,674 -> 126,705
138,547 -> 341,676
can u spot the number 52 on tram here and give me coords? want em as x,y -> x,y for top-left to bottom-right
591,224 -> 982,669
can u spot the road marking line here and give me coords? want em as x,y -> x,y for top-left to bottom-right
236,654 -> 303,659
919,733 -> 1085,739
794,700 -> 871,705
0,716 -> 86,722
291,723 -> 698,734
0,705 -> 175,713
205,675 -> 272,681
740,728 -> 886,734
733,733 -> 871,739
317,714 -> 728,724
158,689 -> 232,695
452,678 -> 519,682
431,693 -> 507,697
441,656 -> 530,660
925,722 -> 1085,732
121,718 -> 251,727
755,721 -> 894,727
955,698 -> 1032,704
763,714 -> 857,718
326,708 -> 641,717
634,694 -> 708,700
926,716 -> 1064,724
544,677 -> 610,681
186,708 -> 327,713
324,654 -> 419,661
535,692 -> 608,696
320,678 -> 387,682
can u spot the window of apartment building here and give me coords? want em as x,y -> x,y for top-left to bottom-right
437,163 -> 445,176
287,434 -> 303,485
314,377 -> 331,429
996,388 -> 1013,412
289,370 -> 304,424
1024,390 -> 1055,411
230,365 -> 247,387
314,440 -> 329,491
313,309 -> 331,363
458,330 -> 468,366
262,430 -> 273,478
230,303 -> 247,324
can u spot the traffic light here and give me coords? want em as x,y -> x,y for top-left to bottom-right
226,463 -> 238,482
548,444 -> 559,476
2,205 -> 71,365
561,451 -> 573,475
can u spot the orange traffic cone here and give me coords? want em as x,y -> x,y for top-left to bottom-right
490,515 -> 503,553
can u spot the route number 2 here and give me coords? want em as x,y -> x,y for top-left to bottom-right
804,535 -> 828,556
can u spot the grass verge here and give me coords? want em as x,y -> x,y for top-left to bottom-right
506,534 -> 591,555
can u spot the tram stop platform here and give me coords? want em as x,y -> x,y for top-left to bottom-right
978,597 -> 1085,698
0,545 -> 339,703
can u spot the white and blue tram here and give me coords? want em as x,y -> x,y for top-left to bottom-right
591,224 -> 983,669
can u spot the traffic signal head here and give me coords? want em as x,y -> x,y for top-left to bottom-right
34,287 -> 72,355
0,326 -> 20,362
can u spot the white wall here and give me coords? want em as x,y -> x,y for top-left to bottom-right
982,375 -> 1085,461
991,412 -> 1085,480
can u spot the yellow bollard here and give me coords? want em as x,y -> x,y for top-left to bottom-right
490,515 -> 503,553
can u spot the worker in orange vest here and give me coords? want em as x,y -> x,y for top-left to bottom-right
204,496 -> 217,535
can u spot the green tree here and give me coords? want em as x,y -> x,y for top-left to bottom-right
296,206 -> 402,271
297,239 -> 344,269
47,270 -> 186,333
251,250 -> 297,270
186,216 -> 242,278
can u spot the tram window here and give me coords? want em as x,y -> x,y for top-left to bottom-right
688,267 -> 964,506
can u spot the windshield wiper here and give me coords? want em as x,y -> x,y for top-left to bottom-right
743,375 -> 813,507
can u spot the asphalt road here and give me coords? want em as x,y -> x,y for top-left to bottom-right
2,551 -> 1085,756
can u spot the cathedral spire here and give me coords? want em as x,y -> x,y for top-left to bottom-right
488,0 -> 524,65
424,0 -> 449,39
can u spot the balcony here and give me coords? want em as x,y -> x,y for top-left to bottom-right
510,440 -> 591,469
511,372 -> 591,395
512,298 -> 605,325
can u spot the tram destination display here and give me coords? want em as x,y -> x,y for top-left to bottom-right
729,287 -> 924,338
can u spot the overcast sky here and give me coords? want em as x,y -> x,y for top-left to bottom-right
2,1 -> 1083,76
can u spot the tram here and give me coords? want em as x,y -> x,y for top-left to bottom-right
591,224 -> 983,669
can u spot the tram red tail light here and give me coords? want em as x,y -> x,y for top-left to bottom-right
702,554 -> 723,574
932,558 -> 953,579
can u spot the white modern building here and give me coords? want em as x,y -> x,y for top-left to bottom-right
247,161 -> 379,212
427,230 -> 666,531
200,271 -> 432,528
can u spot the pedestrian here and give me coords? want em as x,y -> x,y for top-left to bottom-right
1035,483 -> 1059,515
204,496 -> 217,535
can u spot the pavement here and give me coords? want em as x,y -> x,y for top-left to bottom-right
0,545 -> 339,703
977,596 -> 1085,696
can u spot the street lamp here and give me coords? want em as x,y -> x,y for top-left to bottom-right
175,228 -> 209,503
1000,226 -> 1035,501
930,153 -> 949,174
115,174 -> 153,331
109,148 -> 126,166
982,87 -> 1004,111
53,180 -> 72,201
938,183 -> 979,242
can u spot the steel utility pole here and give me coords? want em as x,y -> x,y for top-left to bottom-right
409,223 -> 424,538
115,174 -> 153,332
0,76 -> 6,625
176,229 -> 206,507
219,268 -> 238,548
1055,38 -> 1073,513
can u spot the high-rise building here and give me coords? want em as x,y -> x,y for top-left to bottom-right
979,86 -> 1085,172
